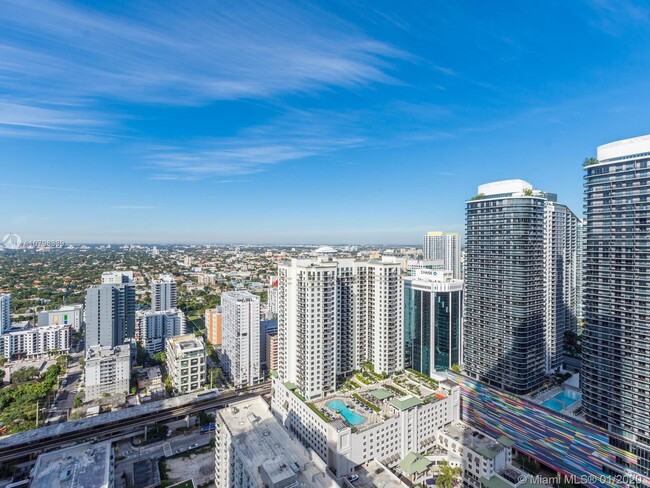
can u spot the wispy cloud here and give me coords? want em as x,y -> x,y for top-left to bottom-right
0,1 -> 403,110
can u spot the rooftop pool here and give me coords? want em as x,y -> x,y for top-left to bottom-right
326,399 -> 367,426
541,390 -> 581,412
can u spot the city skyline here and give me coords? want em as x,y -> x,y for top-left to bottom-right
3,1 -> 650,243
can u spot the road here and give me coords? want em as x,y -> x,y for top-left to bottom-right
0,383 -> 270,463
44,353 -> 84,424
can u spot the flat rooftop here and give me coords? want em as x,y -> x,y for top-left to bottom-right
30,441 -> 112,488
219,396 -> 337,487
443,421 -> 509,460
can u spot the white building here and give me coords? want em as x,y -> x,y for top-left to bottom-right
278,257 -> 403,400
0,324 -> 70,360
0,294 -> 10,333
85,345 -> 131,400
221,291 -> 261,387
215,396 -> 338,488
268,276 -> 279,315
151,273 -> 177,311
423,232 -> 461,279
381,256 -> 445,276
38,304 -> 84,331
165,333 -> 206,395
135,308 -> 186,354
101,270 -> 134,284
272,373 -> 460,478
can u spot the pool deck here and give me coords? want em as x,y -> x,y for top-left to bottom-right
530,386 -> 582,417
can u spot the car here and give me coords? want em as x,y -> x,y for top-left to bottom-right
175,449 -> 183,454
348,474 -> 359,482
190,443 -> 199,448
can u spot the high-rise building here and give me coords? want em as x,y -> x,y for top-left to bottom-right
583,135 -> 650,476
165,333 -> 206,395
266,333 -> 278,372
100,270 -> 133,284
268,276 -> 279,316
205,306 -> 223,345
85,283 -> 135,352
576,219 -> 585,322
464,179 -> 579,394
259,319 -> 278,371
543,200 -> 580,371
84,345 -> 131,400
135,309 -> 186,354
0,294 -> 11,333
423,231 -> 461,279
404,270 -> 463,374
151,273 -> 177,311
221,291 -> 261,387
278,257 -> 402,400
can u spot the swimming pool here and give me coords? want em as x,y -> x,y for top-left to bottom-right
326,399 -> 367,426
541,390 -> 581,412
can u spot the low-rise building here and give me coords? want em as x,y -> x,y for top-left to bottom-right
0,324 -> 70,360
30,440 -> 114,488
38,304 -> 84,330
135,309 -> 186,354
85,345 -> 131,401
215,396 -> 338,488
165,334 -> 206,395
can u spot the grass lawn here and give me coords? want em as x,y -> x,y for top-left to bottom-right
168,480 -> 195,488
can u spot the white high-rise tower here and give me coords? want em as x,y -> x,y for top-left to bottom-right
221,291 -> 261,387
423,231 -> 461,279
151,273 -> 177,311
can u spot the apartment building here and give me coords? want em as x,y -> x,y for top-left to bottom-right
165,333 -> 206,395
84,345 -> 131,400
205,306 -> 223,345
151,273 -> 177,311
135,308 -> 186,354
0,324 -> 70,360
423,232 -> 461,279
221,291 -> 261,387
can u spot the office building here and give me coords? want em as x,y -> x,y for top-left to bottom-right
135,309 -> 186,354
84,345 -> 131,400
85,284 -> 135,352
215,396 -> 338,488
278,257 -> 402,400
31,440 -> 114,488
404,269 -> 463,374
165,333 -> 206,395
0,293 -> 10,333
205,306 -> 223,345
582,135 -> 650,476
101,270 -> 133,284
464,180 -> 579,394
151,273 -> 177,311
0,324 -> 70,360
38,304 -> 84,330
221,291 -> 261,387
423,231 -> 461,279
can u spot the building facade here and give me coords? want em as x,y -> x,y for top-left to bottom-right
278,257 -> 403,400
0,324 -> 70,360
165,333 -> 206,395
85,284 -> 135,352
260,319 -> 278,372
221,291 -> 261,387
151,273 -> 177,311
135,309 -> 186,354
205,306 -> 223,345
101,270 -> 133,284
423,232 -> 462,279
404,270 -> 463,374
38,304 -> 84,331
84,345 -> 131,400
582,135 -> 650,476
464,180 -> 581,393
0,294 -> 10,333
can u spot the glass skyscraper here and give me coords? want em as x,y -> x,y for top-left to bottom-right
583,135 -> 650,476
404,269 -> 463,375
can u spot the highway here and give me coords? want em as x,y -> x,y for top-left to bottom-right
0,382 -> 271,464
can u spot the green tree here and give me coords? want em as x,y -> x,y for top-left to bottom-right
583,157 -> 598,167
0,369 -> 5,383
11,366 -> 40,383
0,356 -> 6,366
436,461 -> 461,488
451,364 -> 461,374
73,392 -> 84,408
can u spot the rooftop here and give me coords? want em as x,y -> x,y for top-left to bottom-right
399,451 -> 432,475
86,344 -> 130,360
597,134 -> 650,162
442,421 -> 506,460
30,441 -> 113,488
219,396 -> 337,487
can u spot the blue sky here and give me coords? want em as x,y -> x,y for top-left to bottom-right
1,0 -> 650,244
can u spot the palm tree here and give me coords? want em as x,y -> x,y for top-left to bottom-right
436,461 -> 461,488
